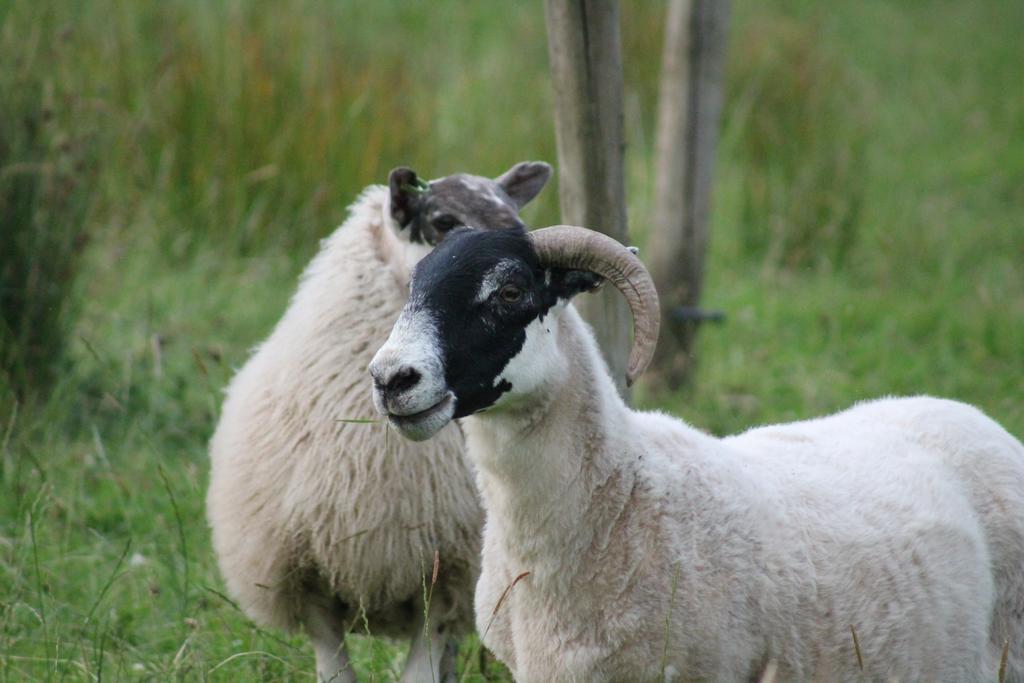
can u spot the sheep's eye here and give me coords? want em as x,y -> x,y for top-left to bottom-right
432,215 -> 459,233
498,285 -> 522,303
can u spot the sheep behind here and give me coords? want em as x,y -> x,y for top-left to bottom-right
207,162 -> 551,683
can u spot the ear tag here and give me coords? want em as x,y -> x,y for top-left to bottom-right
401,178 -> 431,195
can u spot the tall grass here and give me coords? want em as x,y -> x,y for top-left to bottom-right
723,12 -> 870,270
1,1 -> 571,259
0,8 -> 101,406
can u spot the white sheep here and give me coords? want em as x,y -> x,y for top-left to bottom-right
369,225 -> 1024,682
207,162 -> 552,683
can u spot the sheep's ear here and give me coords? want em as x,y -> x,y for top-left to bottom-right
548,268 -> 604,302
388,167 -> 425,228
495,161 -> 552,209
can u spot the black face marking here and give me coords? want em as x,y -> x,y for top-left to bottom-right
407,228 -> 602,417
388,162 -> 552,246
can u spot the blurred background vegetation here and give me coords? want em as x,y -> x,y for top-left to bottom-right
1,0 -> 1021,679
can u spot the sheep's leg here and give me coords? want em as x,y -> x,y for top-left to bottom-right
400,597 -> 458,683
303,601 -> 355,683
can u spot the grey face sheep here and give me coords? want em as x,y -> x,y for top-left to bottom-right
207,162 -> 551,683
370,225 -> 1024,683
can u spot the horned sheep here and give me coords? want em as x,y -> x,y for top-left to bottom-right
369,225 -> 1024,682
207,162 -> 551,683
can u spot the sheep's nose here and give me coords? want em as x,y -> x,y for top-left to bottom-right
371,362 -> 421,401
385,366 -> 421,395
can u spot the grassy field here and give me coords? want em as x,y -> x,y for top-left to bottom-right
1,0 -> 1022,680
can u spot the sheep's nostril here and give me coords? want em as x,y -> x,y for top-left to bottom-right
386,366 -> 421,395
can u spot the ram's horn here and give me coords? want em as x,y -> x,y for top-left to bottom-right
529,225 -> 660,386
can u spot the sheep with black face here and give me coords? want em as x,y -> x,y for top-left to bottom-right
207,162 -> 551,683
370,225 -> 1024,682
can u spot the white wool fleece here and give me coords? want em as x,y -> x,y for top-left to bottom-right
207,186 -> 482,637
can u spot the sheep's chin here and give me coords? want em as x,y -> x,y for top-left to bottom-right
387,393 -> 455,441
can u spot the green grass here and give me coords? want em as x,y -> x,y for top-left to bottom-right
2,0 -> 1023,680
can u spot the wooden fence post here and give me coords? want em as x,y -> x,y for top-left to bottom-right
647,0 -> 731,388
544,0 -> 632,399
